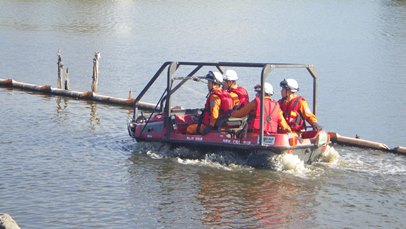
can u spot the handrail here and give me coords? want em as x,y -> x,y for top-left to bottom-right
132,61 -> 172,119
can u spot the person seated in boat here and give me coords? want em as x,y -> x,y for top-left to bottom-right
222,69 -> 249,109
230,82 -> 291,137
186,71 -> 234,135
278,78 -> 322,133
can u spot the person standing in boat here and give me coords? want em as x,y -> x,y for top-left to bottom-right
186,71 -> 234,135
222,69 -> 249,109
278,78 -> 322,133
230,82 -> 291,137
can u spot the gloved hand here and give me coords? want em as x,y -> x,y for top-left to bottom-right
232,105 -> 241,111
225,109 -> 234,117
312,122 -> 323,131
202,125 -> 213,135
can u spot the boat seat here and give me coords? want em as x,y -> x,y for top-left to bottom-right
220,117 -> 248,138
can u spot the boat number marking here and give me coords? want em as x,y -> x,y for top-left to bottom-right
222,139 -> 241,144
186,136 -> 203,141
263,136 -> 275,145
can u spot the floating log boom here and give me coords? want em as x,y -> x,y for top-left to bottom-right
0,78 -> 156,110
393,146 -> 406,154
329,132 -> 389,150
329,132 -> 405,155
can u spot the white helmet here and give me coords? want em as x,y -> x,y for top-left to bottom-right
254,82 -> 274,95
206,71 -> 223,84
223,69 -> 238,81
280,78 -> 299,92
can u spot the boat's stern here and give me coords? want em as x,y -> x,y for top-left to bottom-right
128,114 -> 166,141
127,118 -> 136,138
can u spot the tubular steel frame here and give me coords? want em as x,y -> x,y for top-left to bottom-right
132,61 -> 318,146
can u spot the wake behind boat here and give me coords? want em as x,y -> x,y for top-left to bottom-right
128,61 -> 330,167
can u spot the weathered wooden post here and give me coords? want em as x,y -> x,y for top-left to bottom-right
91,52 -> 100,93
128,88 -> 133,99
64,67 -> 69,90
57,49 -> 63,89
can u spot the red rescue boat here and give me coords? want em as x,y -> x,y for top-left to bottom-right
128,62 -> 330,166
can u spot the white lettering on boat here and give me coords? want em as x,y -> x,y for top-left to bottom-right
222,139 -> 241,144
186,136 -> 203,141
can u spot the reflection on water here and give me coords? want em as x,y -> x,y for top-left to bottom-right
127,151 -> 319,228
131,142 -> 332,226
0,1 -> 132,34
89,102 -> 100,129
54,96 -> 101,129
197,169 -> 317,228
56,96 -> 68,113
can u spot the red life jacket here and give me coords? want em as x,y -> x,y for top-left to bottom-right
278,96 -> 305,131
248,96 -> 281,134
202,89 -> 234,126
229,86 -> 249,106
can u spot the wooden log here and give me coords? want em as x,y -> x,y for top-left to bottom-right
91,52 -> 100,93
392,146 -> 406,155
57,49 -> 63,89
329,132 -> 389,151
92,93 -> 133,106
11,80 -> 52,93
39,85 -> 52,93
50,89 -> 156,109
51,88 -> 84,98
0,78 -> 158,110
137,101 -> 159,111
330,133 -> 406,156
80,91 -> 94,99
0,78 -> 13,86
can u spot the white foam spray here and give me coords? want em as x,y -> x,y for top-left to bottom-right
146,150 -> 164,159
176,155 -> 252,171
273,153 -> 309,176
319,145 -> 341,164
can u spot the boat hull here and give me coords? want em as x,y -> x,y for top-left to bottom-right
128,118 -> 329,167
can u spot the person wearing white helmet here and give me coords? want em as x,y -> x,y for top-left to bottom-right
186,71 -> 234,135
278,78 -> 322,132
222,69 -> 249,108
231,82 -> 291,136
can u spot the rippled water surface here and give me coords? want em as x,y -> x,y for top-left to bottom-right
1,0 -> 405,228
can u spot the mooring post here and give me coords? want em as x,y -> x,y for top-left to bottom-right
64,67 -> 69,90
128,88 -> 133,99
57,49 -> 63,89
91,52 -> 100,93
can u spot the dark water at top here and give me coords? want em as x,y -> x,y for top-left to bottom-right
0,0 -> 405,228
